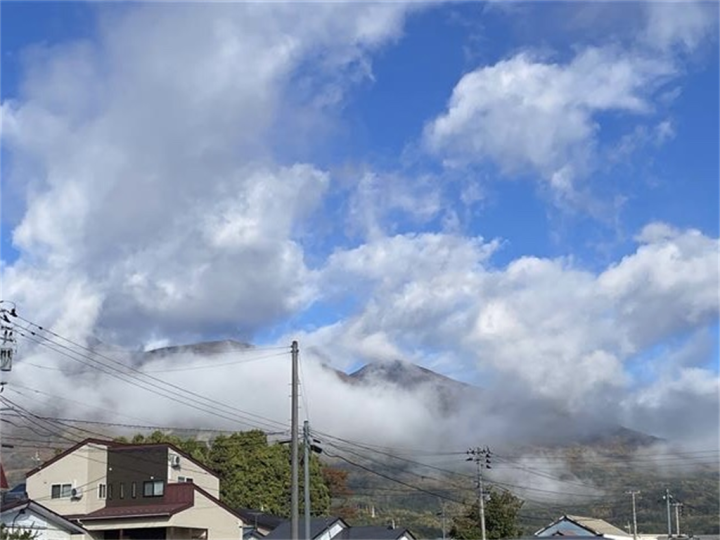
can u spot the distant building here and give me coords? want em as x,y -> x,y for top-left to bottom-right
262,517 -> 416,540
535,515 -> 631,540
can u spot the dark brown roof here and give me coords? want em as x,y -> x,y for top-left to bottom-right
67,483 -> 194,521
77,502 -> 192,520
65,482 -> 246,525
0,463 -> 8,490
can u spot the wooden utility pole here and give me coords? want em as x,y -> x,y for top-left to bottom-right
626,490 -> 640,540
467,447 -> 491,540
291,341 -> 299,540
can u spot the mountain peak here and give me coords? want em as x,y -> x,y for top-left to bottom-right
144,339 -> 252,357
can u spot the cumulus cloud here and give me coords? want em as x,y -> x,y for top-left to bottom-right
424,47 -> 673,195
1,3 -> 717,457
2,3 -> 416,344
298,223 -> 718,441
643,1 -> 719,52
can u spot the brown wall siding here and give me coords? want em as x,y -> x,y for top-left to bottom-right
107,447 -> 168,507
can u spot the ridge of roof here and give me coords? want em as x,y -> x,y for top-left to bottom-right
564,515 -> 630,537
25,438 -> 116,478
25,437 -> 219,481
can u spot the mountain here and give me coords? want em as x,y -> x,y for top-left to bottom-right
143,339 -> 253,357
323,358 -> 660,449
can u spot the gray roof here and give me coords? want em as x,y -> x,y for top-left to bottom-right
265,517 -> 346,540
236,508 -> 285,530
347,526 -> 416,540
0,500 -> 90,535
565,515 -> 630,537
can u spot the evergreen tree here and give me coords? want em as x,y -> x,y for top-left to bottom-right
450,488 -> 524,539
116,430 -> 330,517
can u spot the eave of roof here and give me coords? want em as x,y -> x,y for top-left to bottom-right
73,501 -> 193,521
1,499 -> 91,535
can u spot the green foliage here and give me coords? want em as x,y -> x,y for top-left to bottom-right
450,489 -> 524,540
118,430 -> 330,518
0,523 -> 38,540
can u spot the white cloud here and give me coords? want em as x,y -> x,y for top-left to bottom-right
2,3 -> 416,344
299,223 -> 718,438
643,1 -> 718,52
424,47 -> 673,194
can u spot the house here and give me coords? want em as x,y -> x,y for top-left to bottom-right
262,517 -> 416,540
347,525 -> 416,540
535,515 -> 631,540
235,508 -> 284,539
1,499 -> 92,540
24,437 -> 246,539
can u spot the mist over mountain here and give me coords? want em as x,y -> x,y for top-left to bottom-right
129,340 -> 662,451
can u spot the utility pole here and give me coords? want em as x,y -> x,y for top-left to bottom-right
626,490 -> 640,540
0,302 -> 18,379
663,489 -> 673,539
304,420 -> 311,540
438,500 -> 447,540
467,447 -> 491,540
672,502 -> 683,537
291,341 -> 299,540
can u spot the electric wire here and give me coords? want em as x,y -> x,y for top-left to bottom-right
10,314 -> 291,432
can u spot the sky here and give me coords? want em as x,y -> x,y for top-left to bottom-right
0,2 -> 718,450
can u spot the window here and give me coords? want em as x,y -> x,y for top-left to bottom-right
119,483 -> 125,499
107,483 -> 113,500
98,484 -> 106,499
51,484 -> 72,499
131,482 -> 137,499
143,480 -> 164,497
177,476 -> 194,483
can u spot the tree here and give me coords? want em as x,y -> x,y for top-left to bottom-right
117,430 -> 330,517
0,523 -> 37,540
450,488 -> 524,540
321,466 -> 357,520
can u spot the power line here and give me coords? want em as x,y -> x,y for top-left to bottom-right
12,324 -> 287,433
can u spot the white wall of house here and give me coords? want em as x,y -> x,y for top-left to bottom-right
26,443 -> 109,516
166,451 -> 219,498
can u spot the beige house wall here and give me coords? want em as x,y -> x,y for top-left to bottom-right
26,443 -> 109,516
166,452 -> 219,498
169,489 -> 243,540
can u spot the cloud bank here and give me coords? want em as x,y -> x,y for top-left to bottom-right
1,3 -> 717,454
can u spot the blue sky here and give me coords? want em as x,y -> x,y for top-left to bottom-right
1,2 -> 718,442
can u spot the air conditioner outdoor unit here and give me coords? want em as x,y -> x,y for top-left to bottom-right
71,487 -> 83,500
170,455 -> 181,468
